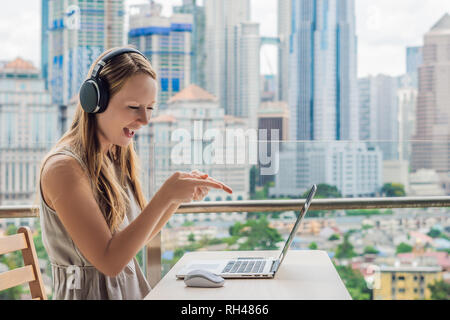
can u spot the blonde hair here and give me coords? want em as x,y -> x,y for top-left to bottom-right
33,46 -> 157,233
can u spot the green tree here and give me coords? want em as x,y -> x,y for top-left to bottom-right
335,265 -> 371,300
230,217 -> 283,250
328,234 -> 340,241
249,165 -> 258,197
428,280 -> 450,300
308,242 -> 318,250
0,225 -> 25,299
381,183 -> 406,197
396,242 -> 413,254
363,245 -> 379,255
188,233 -> 196,243
301,184 -> 342,217
335,233 -> 357,259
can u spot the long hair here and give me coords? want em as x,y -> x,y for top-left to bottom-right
33,46 -> 157,233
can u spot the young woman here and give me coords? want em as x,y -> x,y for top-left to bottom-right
36,46 -> 232,299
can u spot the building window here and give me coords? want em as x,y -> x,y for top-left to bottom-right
398,276 -> 405,281
398,288 -> 405,293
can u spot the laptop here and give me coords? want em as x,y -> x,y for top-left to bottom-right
175,184 -> 317,279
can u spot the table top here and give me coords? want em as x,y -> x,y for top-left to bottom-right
144,250 -> 352,300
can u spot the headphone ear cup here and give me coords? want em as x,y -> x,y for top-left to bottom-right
79,79 -> 100,113
96,77 -> 110,113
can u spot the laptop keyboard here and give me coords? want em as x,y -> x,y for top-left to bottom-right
221,260 -> 266,274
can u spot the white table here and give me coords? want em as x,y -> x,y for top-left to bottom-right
144,250 -> 352,300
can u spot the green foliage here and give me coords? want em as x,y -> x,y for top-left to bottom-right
335,265 -> 371,300
346,209 -> 393,217
396,242 -> 413,254
363,245 -> 379,255
335,233 -> 357,259
0,225 -> 25,299
427,228 -> 450,240
301,184 -> 343,199
428,280 -> 450,300
300,183 -> 342,217
328,234 -> 340,241
381,183 -> 406,197
232,217 -> 283,250
308,242 -> 318,250
188,233 -> 196,243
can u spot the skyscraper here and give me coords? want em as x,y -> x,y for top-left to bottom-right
406,46 -> 423,88
358,75 -> 399,161
0,58 -> 57,206
173,0 -> 206,89
271,0 -> 382,197
289,0 -> 358,141
277,0 -> 292,103
41,0 -> 50,90
204,0 -> 260,129
128,1 -> 192,108
46,0 -> 125,105
412,13 -> 450,193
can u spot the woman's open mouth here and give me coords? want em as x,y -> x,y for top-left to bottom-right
123,127 -> 135,138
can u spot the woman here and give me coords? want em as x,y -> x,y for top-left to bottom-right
36,46 -> 232,299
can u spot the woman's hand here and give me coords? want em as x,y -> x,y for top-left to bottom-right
189,170 -> 232,201
158,170 -> 232,205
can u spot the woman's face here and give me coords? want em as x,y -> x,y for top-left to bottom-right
96,73 -> 157,153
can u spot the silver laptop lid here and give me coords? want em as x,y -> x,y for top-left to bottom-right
276,184 -> 317,267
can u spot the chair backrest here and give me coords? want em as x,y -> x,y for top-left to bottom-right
0,226 -> 47,300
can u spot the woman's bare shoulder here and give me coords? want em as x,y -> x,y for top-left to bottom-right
41,153 -> 91,206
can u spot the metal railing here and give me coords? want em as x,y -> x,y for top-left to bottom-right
1,196 -> 450,288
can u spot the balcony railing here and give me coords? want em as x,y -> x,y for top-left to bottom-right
1,196 -> 450,288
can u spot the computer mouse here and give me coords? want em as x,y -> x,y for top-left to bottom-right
184,269 -> 225,288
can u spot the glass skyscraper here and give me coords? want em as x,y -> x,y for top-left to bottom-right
288,0 -> 358,141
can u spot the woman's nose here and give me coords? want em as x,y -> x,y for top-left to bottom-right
138,108 -> 151,125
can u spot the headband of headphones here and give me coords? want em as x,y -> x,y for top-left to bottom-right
79,47 -> 148,114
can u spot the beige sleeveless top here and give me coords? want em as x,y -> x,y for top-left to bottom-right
38,145 -> 151,300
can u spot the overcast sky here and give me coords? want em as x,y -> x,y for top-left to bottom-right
1,0 -> 449,77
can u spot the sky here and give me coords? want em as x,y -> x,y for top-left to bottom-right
0,0 -> 449,77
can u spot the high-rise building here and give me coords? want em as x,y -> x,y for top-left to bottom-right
289,0 -> 358,141
173,0 -> 206,89
0,58 -> 58,206
406,46 -> 423,88
138,84 -> 249,201
269,142 -> 383,198
358,75 -> 399,161
257,101 -> 289,186
41,0 -> 50,90
204,0 -> 260,129
271,0 -> 376,198
128,1 -> 192,108
411,13 -> 450,193
239,22 -> 260,129
47,0 -> 125,105
277,0 -> 292,103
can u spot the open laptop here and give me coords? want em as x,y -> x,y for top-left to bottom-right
175,184 -> 317,279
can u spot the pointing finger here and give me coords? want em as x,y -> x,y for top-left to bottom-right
183,178 -> 224,189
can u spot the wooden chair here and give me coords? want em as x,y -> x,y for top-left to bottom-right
0,226 -> 47,300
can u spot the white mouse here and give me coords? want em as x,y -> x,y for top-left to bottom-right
184,269 -> 225,288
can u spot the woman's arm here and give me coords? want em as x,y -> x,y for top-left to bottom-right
42,156 -> 223,277
145,202 -> 180,243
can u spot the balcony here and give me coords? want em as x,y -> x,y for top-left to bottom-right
1,196 -> 449,299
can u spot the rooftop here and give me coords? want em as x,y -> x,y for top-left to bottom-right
1,57 -> 38,72
167,84 -> 218,104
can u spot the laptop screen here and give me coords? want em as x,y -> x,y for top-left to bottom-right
277,184 -> 317,265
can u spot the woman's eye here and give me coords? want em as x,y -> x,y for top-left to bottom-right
128,106 -> 154,110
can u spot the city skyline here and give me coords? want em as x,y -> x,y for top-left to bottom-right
1,0 -> 450,77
